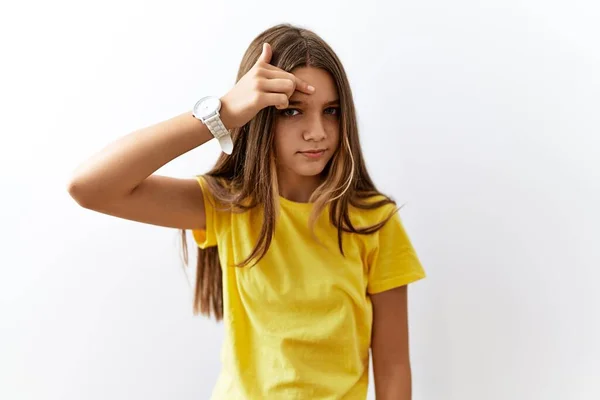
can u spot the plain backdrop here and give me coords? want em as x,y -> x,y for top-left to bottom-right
1,1 -> 599,399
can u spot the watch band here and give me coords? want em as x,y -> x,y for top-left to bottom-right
204,113 -> 233,154
204,113 -> 230,140
192,96 -> 234,154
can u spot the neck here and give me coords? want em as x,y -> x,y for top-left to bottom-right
277,168 -> 324,203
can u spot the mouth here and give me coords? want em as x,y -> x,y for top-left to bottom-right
298,149 -> 327,159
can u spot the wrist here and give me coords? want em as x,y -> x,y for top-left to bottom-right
219,96 -> 236,130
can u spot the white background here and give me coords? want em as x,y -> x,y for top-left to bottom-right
1,1 -> 599,399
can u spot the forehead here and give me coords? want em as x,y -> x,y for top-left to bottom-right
290,66 -> 338,104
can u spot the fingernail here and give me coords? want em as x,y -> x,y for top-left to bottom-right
308,85 -> 315,92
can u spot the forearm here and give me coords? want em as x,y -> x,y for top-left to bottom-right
375,364 -> 412,400
68,110 -> 217,202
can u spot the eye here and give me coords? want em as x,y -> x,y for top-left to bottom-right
280,108 -> 300,117
279,107 -> 340,118
325,107 -> 340,116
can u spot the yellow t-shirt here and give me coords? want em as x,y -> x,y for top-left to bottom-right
192,175 -> 426,399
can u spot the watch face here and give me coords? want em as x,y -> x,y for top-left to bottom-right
193,96 -> 221,119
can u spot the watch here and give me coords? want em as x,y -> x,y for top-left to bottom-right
192,96 -> 234,154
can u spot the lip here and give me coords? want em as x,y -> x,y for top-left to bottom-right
299,149 -> 327,159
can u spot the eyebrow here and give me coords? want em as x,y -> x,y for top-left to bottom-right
288,98 -> 340,107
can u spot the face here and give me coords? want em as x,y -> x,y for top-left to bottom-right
272,66 -> 341,181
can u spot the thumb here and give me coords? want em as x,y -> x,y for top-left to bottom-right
258,42 -> 272,64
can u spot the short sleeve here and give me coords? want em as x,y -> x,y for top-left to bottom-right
367,210 -> 426,294
191,175 -> 220,249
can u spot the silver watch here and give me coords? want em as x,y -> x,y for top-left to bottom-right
192,96 -> 233,154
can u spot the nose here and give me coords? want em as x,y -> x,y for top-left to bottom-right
302,115 -> 327,142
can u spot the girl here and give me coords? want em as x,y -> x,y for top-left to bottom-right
68,23 -> 426,400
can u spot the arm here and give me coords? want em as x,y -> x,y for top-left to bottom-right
67,43 -> 315,230
67,109 -> 217,203
371,284 -> 413,400
66,110 -> 219,229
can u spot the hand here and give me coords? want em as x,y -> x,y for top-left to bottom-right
218,42 -> 315,130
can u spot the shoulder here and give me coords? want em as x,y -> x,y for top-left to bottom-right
196,174 -> 257,212
348,192 -> 400,229
195,174 -> 231,192
194,174 -> 238,212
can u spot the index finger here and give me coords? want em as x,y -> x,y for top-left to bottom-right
294,76 -> 315,95
262,63 -> 315,95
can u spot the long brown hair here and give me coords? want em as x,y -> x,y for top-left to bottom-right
180,23 -> 400,321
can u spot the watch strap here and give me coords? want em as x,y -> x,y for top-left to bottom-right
204,113 -> 229,140
204,114 -> 233,154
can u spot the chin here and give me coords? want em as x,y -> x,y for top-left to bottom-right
293,162 -> 329,177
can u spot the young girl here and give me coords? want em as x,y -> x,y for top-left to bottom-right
68,23 -> 426,400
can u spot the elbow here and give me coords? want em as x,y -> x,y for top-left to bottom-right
66,178 -> 96,209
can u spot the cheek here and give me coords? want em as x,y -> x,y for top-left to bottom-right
329,128 -> 341,149
273,129 -> 295,160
